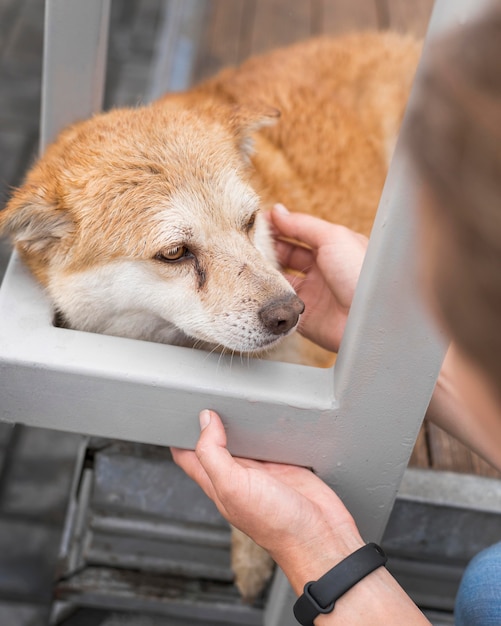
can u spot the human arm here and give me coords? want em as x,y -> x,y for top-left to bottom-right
426,344 -> 501,473
172,410 -> 431,625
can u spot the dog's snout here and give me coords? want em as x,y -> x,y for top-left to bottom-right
258,295 -> 305,336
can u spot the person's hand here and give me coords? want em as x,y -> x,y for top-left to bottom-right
171,410 -> 364,594
269,204 -> 368,353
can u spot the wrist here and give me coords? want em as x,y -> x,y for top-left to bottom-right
279,536 -> 432,626
293,543 -> 388,626
272,521 -> 365,596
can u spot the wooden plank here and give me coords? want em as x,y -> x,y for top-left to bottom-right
191,0 -> 248,82
427,422 -> 501,479
386,0 -> 435,37
248,0 -> 312,56
311,0 -> 323,36
408,423 -> 431,469
374,0 -> 390,30
193,0 -> 382,81
322,0 -> 379,35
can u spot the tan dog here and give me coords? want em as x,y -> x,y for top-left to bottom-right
0,32 -> 420,600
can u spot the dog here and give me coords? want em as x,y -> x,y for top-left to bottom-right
0,31 -> 421,601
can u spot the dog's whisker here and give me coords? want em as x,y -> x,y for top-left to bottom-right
216,346 -> 227,371
288,272 -> 308,291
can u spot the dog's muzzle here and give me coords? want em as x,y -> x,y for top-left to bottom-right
258,294 -> 305,336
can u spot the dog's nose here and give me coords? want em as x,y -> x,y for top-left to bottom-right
259,294 -> 305,335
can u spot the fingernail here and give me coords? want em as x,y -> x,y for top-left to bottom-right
273,203 -> 290,215
199,410 -> 211,430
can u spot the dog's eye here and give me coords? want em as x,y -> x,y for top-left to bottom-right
155,246 -> 191,262
244,212 -> 257,232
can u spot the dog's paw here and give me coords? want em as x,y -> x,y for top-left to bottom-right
231,526 -> 275,603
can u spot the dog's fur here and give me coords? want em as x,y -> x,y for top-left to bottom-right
0,32 -> 421,599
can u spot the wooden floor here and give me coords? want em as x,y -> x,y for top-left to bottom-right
187,0 -> 501,481
190,0 -> 435,83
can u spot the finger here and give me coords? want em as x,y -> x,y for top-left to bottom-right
271,205 -> 340,249
171,446 -> 218,502
171,410 -> 229,499
195,411 -> 243,488
171,411 -> 244,520
275,239 -> 315,273
197,409 -> 227,452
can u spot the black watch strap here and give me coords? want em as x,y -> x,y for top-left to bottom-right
293,543 -> 387,626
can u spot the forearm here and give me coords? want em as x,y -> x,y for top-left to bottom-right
426,346 -> 501,473
275,533 -> 431,626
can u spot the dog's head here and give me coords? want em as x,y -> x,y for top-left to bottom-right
0,100 -> 303,353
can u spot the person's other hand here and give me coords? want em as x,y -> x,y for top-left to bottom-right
171,410 -> 364,593
270,204 -> 368,353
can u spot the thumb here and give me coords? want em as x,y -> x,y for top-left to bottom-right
271,204 -> 331,249
270,203 -> 293,238
198,409 -> 226,441
195,410 -> 234,477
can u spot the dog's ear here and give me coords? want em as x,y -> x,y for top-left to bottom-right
0,185 -> 73,256
229,104 -> 280,133
229,104 -> 280,159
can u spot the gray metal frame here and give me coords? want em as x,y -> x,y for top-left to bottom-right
0,0 -> 493,623
40,0 -> 111,151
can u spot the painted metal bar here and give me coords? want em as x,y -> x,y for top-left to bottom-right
40,0 -> 111,151
328,0 -> 494,543
0,256 -> 335,464
146,0 -> 210,100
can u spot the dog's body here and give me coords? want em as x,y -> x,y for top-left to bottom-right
0,32 -> 421,599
